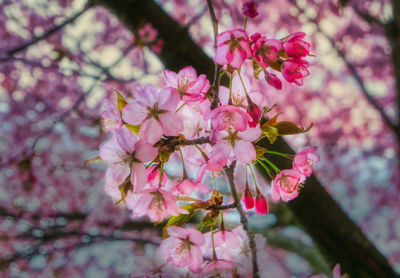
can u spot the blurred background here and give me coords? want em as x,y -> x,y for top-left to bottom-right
0,0 -> 399,277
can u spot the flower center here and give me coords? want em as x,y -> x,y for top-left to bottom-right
226,35 -> 244,52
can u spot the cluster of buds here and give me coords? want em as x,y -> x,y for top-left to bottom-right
94,1 -> 318,276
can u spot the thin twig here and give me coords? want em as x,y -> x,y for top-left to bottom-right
206,0 -> 222,110
224,161 -> 259,278
4,5 -> 92,57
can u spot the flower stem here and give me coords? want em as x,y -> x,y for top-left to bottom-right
265,150 -> 292,158
158,161 -> 164,187
262,158 -> 281,173
178,148 -> 188,179
248,165 -> 259,190
256,159 -> 274,179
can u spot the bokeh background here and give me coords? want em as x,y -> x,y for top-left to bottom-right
0,0 -> 399,277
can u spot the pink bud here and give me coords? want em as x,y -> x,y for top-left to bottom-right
242,183 -> 255,209
255,188 -> 269,214
247,104 -> 261,128
264,70 -> 282,90
242,1 -> 259,18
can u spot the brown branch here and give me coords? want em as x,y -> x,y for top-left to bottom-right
224,161 -> 259,278
206,0 -> 221,110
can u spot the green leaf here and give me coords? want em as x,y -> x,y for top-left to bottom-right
162,204 -> 194,238
125,124 -> 140,135
115,90 -> 127,112
275,122 -> 313,136
268,61 -> 282,72
262,125 -> 279,144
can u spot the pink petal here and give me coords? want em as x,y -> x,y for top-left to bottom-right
164,69 -> 179,87
122,102 -> 147,125
157,87 -> 180,111
139,118 -> 163,144
158,112 -> 183,136
115,126 -> 138,154
233,140 -> 256,164
134,140 -> 158,162
188,246 -> 203,273
131,163 -> 146,192
135,84 -> 158,107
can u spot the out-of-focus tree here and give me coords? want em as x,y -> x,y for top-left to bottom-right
0,0 -> 399,277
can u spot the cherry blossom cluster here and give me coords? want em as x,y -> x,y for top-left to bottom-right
95,2 -> 318,276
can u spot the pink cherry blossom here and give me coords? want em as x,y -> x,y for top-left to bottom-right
208,126 -> 261,170
139,23 -> 158,43
252,33 -> 282,68
242,1 -> 259,18
264,70 -> 282,90
214,29 -> 252,68
164,66 -> 210,102
282,58 -> 310,86
283,32 -> 311,59
134,188 -> 187,222
99,127 -> 157,193
271,169 -> 306,202
293,146 -> 319,177
122,84 -> 183,144
160,226 -> 205,273
209,105 -> 250,132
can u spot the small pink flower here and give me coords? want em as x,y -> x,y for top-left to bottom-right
214,29 -> 252,68
242,182 -> 255,209
264,70 -> 282,90
164,66 -> 210,102
99,127 -> 157,193
209,105 -> 250,132
293,146 -> 319,177
139,23 -> 158,43
160,226 -> 205,273
122,84 -> 183,144
252,34 -> 282,68
242,1 -> 259,18
134,188 -> 187,222
283,32 -> 311,59
271,169 -> 305,202
255,187 -> 269,214
208,126 -> 261,170
282,58 -> 310,86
